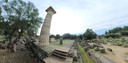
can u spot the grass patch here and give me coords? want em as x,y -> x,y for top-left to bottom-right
50,39 -> 74,46
77,43 -> 94,63
50,42 -> 62,46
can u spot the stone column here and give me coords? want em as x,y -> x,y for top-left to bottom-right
39,6 -> 56,47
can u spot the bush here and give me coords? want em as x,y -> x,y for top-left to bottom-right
117,42 -> 123,46
94,47 -> 99,51
107,48 -> 113,52
105,33 -> 121,38
121,31 -> 128,36
100,48 -> 106,53
123,44 -> 128,48
121,38 -> 126,42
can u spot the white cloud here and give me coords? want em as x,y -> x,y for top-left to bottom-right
24,0 -> 128,35
50,8 -> 84,35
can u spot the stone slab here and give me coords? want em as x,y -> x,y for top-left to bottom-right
55,46 -> 70,53
44,56 -> 73,63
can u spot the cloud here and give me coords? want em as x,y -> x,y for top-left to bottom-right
50,8 -> 84,35
24,0 -> 128,35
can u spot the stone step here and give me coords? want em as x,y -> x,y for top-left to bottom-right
53,50 -> 68,56
54,49 -> 68,54
52,52 -> 66,59
51,49 -> 69,59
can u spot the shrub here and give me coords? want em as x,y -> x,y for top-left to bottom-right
107,48 -> 113,52
121,31 -> 128,36
94,47 -> 99,51
123,44 -> 128,48
121,38 -> 126,42
100,48 -> 106,53
117,42 -> 123,46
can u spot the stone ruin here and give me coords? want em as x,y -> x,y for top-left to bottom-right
39,6 -> 56,47
79,40 -> 115,63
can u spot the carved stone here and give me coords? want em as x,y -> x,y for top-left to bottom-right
39,6 -> 56,47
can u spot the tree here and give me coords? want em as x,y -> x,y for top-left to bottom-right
63,33 -> 71,39
105,33 -> 120,38
55,34 -> 60,40
50,35 -> 55,38
78,34 -> 83,40
83,29 -> 97,40
105,31 -> 108,35
107,27 -> 122,34
0,0 -> 42,51
123,26 -> 128,30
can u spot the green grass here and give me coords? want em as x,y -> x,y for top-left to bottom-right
50,42 -> 62,46
50,39 -> 74,46
77,43 -> 94,63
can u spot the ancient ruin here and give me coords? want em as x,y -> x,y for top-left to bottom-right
39,6 -> 56,47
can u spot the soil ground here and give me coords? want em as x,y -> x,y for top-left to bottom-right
102,44 -> 128,63
0,49 -> 34,63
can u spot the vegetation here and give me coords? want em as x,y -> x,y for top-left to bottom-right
77,43 -> 94,63
101,26 -> 128,47
0,0 -> 42,51
83,29 -> 97,40
50,29 -> 97,41
63,33 -> 77,39
105,26 -> 128,38
50,40 -> 74,46
55,34 -> 61,40
0,35 -> 5,41
100,37 -> 128,47
50,35 -> 55,38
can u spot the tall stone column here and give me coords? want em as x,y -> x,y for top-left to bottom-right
39,6 -> 56,47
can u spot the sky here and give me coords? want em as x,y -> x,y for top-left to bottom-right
24,0 -> 128,35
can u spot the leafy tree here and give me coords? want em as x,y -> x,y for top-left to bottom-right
78,34 -> 83,40
63,33 -> 77,39
83,29 -> 97,40
123,26 -> 128,30
105,33 -> 120,38
55,34 -> 60,39
104,26 -> 128,37
50,35 -> 55,38
107,27 -> 122,34
105,31 -> 108,35
63,33 -> 71,39
0,0 -> 42,51
70,35 -> 77,39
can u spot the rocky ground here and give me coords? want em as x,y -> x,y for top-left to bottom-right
102,44 -> 128,63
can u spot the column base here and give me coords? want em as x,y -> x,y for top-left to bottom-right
38,42 -> 49,47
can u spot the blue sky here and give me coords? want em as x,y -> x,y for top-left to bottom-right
24,0 -> 128,35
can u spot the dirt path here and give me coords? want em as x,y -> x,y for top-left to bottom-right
102,44 -> 128,63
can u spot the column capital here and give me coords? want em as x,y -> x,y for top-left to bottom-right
46,6 -> 56,14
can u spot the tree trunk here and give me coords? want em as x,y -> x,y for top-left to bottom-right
12,31 -> 23,52
13,43 -> 17,52
7,36 -> 13,49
